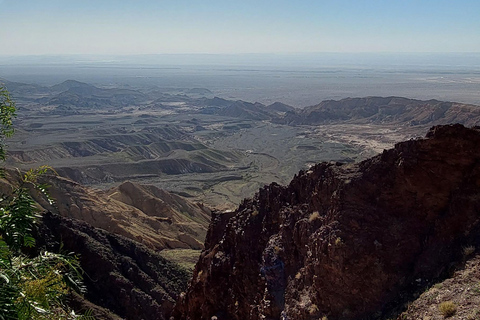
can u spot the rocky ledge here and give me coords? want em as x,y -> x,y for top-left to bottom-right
173,124 -> 480,320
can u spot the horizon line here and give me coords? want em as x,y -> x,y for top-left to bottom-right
2,52 -> 480,57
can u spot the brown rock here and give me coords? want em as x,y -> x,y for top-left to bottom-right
279,97 -> 480,126
173,124 -> 480,320
37,212 -> 191,320
34,177 -> 210,250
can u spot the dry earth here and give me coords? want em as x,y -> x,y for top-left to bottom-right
399,251 -> 480,320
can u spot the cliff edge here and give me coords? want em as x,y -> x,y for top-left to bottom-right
174,124 -> 480,320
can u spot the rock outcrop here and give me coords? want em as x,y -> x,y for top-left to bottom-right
173,124 -> 480,320
37,212 -> 190,320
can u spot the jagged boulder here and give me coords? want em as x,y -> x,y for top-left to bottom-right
173,124 -> 480,320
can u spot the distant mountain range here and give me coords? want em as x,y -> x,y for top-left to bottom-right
3,78 -> 480,127
277,96 -> 480,126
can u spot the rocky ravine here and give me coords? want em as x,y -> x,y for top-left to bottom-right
37,212 -> 190,320
173,124 -> 480,320
0,172 -> 211,319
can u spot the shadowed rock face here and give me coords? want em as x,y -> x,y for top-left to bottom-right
0,171 -> 205,319
37,212 -> 190,320
173,124 -> 480,320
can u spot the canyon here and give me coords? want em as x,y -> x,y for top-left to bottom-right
2,78 -> 480,319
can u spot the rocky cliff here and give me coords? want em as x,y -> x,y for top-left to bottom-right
37,212 -> 190,320
173,124 -> 480,320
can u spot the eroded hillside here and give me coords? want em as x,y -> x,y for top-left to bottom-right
6,79 -> 480,209
0,169 -> 212,319
27,174 -> 210,250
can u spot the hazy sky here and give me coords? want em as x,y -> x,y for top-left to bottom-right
0,0 -> 479,55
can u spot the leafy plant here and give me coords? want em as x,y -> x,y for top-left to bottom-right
0,86 -> 16,161
0,85 -> 91,320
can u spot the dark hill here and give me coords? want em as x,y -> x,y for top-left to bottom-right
50,80 -> 98,93
199,98 -> 281,120
173,124 -> 480,320
266,102 -> 295,113
199,96 -> 480,124
201,97 -> 232,107
0,78 -> 47,95
278,96 -> 480,126
185,88 -> 213,95
44,80 -> 148,108
217,101 -> 273,120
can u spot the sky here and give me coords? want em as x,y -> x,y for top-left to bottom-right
0,0 -> 479,55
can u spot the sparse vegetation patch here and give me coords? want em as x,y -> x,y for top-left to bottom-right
463,245 -> 475,257
308,211 -> 320,222
439,301 -> 457,318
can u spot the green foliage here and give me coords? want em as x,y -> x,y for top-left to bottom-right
0,86 -> 16,161
0,170 -> 87,319
0,86 -> 91,319
0,187 -> 39,252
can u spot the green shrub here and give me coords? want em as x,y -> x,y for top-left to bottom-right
0,85 -> 92,320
